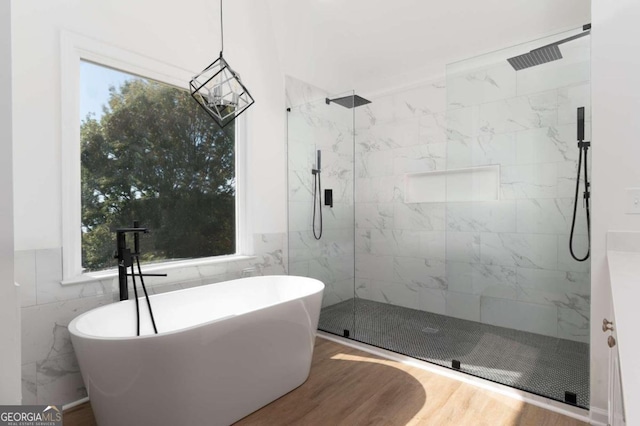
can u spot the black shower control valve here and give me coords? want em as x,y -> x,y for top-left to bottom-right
577,141 -> 590,148
324,189 -> 333,208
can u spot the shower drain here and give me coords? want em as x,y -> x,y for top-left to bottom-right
421,326 -> 439,334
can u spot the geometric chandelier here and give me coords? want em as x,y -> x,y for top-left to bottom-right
189,0 -> 255,128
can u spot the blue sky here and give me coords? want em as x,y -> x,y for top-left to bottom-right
80,60 -> 135,121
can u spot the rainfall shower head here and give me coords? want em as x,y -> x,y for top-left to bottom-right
326,94 -> 371,109
507,24 -> 590,71
507,45 -> 563,71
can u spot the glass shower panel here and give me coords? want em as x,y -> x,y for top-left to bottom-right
287,90 -> 356,337
351,85 -> 449,349
445,26 -> 591,407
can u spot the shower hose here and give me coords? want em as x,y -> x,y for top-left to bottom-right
569,142 -> 590,262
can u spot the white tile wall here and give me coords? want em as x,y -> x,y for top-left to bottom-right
36,354 -> 86,405
445,291 -> 481,322
393,257 -> 446,290
558,83 -> 591,125
446,63 -> 517,108
447,261 -> 518,300
15,250 -> 36,307
383,282 -> 420,310
480,232 -> 558,269
21,363 -> 37,405
557,159 -> 588,198
355,254 -> 395,282
392,143 -> 447,174
357,119 -> 418,152
418,113 -> 448,145
446,132 -> 517,169
557,234 -> 591,273
356,150 -> 394,178
517,59 -> 590,98
557,307 -> 590,343
393,202 -> 446,231
446,201 -> 517,233
479,90 -> 558,134
501,163 -> 558,200
516,198 -> 586,235
480,296 -> 558,336
446,232 -> 481,263
355,176 -> 401,203
417,287 -> 447,315
353,66 -> 590,343
356,202 -> 394,230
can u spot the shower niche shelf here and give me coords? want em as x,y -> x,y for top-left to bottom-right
404,164 -> 500,203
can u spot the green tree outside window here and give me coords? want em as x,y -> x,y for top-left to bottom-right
81,75 -> 236,271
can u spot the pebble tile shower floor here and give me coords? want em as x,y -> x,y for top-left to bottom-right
319,298 -> 589,408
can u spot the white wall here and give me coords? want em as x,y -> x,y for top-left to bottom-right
12,0 -> 286,252
591,0 -> 640,420
267,0 -> 590,94
0,0 -> 21,404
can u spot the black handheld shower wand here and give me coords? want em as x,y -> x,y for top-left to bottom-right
569,107 -> 590,261
312,150 -> 323,240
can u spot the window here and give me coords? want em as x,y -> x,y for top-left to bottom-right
79,61 -> 236,271
61,32 -> 246,280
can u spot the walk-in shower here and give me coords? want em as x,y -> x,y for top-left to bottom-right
287,24 -> 591,409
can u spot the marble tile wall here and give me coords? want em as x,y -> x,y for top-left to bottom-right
354,79 -> 451,317
354,56 -> 591,343
16,232 -> 286,405
286,76 -> 355,307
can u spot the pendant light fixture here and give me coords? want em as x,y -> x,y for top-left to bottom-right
189,0 -> 255,128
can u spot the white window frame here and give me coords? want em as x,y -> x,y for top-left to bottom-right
60,31 -> 250,282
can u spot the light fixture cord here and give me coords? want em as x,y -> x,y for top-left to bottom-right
220,0 -> 224,55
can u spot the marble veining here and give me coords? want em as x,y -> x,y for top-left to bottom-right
418,113 -> 448,145
446,201 -> 517,233
393,257 -> 447,290
480,232 -> 558,270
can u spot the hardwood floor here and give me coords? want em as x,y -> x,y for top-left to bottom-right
64,403 -> 97,426
64,337 -> 587,426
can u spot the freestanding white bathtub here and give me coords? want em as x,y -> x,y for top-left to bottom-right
69,275 -> 324,426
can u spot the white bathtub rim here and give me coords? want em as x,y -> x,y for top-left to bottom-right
68,275 -> 324,342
